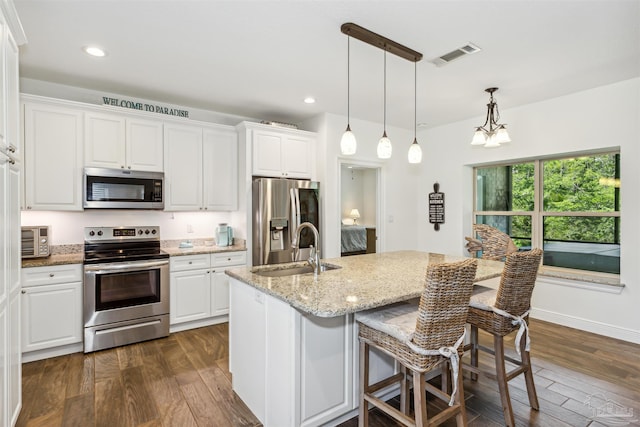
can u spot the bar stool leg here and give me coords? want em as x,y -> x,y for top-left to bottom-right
400,365 -> 410,414
470,325 -> 479,381
455,362 -> 468,427
494,335 -> 515,427
520,330 -> 539,410
359,341 -> 370,427
413,370 -> 428,426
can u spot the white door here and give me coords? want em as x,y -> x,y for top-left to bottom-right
126,118 -> 164,172
84,112 -> 126,169
164,124 -> 203,210
170,269 -> 211,324
203,128 -> 237,211
23,103 -> 84,211
21,282 -> 83,352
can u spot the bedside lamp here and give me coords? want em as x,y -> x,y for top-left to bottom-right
350,209 -> 361,225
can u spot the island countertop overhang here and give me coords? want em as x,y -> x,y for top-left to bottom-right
225,251 -> 504,318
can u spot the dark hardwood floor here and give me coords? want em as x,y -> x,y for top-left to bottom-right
17,319 -> 640,427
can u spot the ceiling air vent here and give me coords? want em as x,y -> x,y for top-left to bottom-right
430,43 -> 481,67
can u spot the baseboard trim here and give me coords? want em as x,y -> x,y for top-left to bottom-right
22,342 -> 84,363
169,315 -> 228,333
531,308 -> 640,344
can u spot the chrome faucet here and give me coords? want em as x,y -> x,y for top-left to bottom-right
291,222 -> 321,275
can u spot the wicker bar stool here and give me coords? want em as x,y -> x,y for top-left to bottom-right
464,248 -> 543,427
464,224 -> 518,261
356,258 -> 478,427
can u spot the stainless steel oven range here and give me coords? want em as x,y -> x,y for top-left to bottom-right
83,226 -> 169,353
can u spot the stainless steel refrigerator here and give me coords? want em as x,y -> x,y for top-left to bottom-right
252,177 -> 321,266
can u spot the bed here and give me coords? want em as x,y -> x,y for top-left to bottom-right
341,225 -> 368,256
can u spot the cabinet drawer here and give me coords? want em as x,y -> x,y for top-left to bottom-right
211,251 -> 247,268
170,254 -> 210,272
22,264 -> 83,287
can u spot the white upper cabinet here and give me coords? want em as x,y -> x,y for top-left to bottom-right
165,123 -> 238,211
244,123 -> 315,179
85,112 -> 163,172
164,123 -> 203,210
203,127 -> 238,211
23,101 -> 84,211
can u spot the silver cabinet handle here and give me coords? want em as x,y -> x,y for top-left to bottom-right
49,273 -> 54,277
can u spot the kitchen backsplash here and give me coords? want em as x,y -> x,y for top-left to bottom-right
21,210 -> 245,245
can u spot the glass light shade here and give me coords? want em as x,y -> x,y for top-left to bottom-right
471,128 -> 487,145
377,133 -> 392,159
408,139 -> 422,164
340,125 -> 357,155
484,132 -> 501,148
495,125 -> 511,144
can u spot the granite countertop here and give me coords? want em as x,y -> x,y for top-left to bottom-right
22,252 -> 85,268
22,240 -> 247,268
226,250 -> 505,318
162,242 -> 247,256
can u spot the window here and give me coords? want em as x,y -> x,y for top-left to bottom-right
473,152 -> 620,275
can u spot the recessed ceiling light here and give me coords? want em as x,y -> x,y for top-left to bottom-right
84,46 -> 107,57
303,97 -> 316,104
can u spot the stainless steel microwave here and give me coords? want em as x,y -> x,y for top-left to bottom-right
21,226 -> 50,259
83,167 -> 164,209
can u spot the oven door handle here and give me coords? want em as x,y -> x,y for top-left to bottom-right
84,259 -> 169,272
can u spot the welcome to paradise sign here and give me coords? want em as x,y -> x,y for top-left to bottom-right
102,96 -> 189,118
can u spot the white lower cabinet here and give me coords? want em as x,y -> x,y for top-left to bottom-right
21,264 -> 83,356
229,279 -> 398,427
170,251 -> 246,330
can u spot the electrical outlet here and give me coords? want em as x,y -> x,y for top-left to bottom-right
187,224 -> 193,233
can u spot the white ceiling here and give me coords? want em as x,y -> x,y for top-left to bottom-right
13,0 -> 640,130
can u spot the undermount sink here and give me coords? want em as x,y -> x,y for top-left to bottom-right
253,263 -> 342,277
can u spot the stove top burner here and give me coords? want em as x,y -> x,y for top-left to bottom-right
83,226 -> 168,264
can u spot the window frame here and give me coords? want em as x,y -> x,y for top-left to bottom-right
472,152 -> 620,280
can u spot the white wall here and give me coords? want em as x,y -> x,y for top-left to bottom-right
418,78 -> 640,343
305,113 -> 422,259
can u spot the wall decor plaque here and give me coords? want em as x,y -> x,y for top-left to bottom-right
428,182 -> 445,231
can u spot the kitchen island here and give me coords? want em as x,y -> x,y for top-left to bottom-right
226,251 -> 504,427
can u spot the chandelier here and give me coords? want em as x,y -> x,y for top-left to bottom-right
471,87 -> 511,148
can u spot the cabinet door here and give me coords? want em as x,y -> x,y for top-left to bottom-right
8,290 -> 20,424
252,130 -> 283,177
23,103 -> 84,211
282,135 -> 312,179
211,270 -> 229,316
5,30 -> 18,159
0,305 -> 6,423
164,124 -> 203,210
84,112 -> 126,169
21,281 -> 83,352
203,128 -> 237,211
126,118 -> 163,172
170,269 -> 211,324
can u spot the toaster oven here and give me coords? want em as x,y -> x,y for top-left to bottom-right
21,226 -> 50,259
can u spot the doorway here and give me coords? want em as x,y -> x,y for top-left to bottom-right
338,160 -> 383,257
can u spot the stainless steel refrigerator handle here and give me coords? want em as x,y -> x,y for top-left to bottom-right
290,188 -> 297,260
294,188 -> 301,230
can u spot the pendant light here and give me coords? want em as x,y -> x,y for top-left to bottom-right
407,61 -> 422,164
340,35 -> 357,155
377,50 -> 392,159
340,23 -> 423,160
